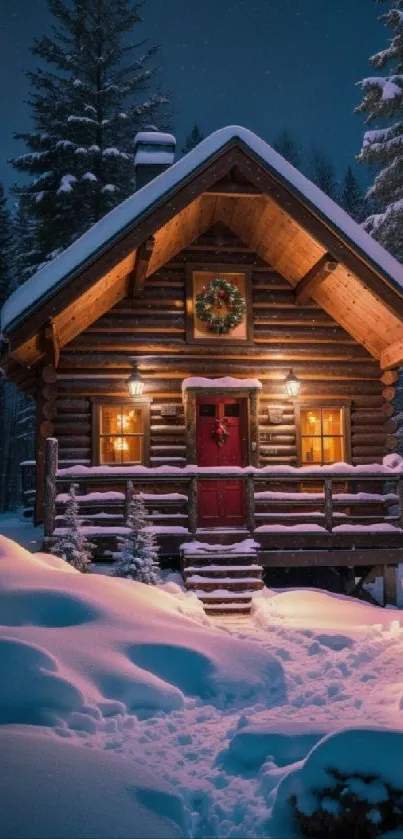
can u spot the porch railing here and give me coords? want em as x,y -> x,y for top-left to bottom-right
44,437 -> 403,542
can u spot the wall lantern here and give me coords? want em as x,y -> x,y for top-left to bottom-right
284,369 -> 301,398
128,370 -> 144,397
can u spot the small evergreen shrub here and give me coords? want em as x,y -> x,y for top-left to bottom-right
291,768 -> 403,839
114,492 -> 160,584
52,483 -> 93,572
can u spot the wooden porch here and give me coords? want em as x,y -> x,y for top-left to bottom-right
38,438 -> 403,605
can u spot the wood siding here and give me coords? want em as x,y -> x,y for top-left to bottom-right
55,224 -> 387,468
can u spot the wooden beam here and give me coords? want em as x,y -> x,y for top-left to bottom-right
129,237 -> 155,296
205,186 -> 262,197
258,548 -> 403,567
44,319 -> 61,368
381,337 -> 403,370
294,253 -> 338,306
232,148 -> 403,318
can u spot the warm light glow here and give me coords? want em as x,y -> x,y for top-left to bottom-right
285,369 -> 301,398
113,437 -> 129,452
128,372 -> 144,397
117,413 -> 130,431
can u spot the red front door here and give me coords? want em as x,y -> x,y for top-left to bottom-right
196,396 -> 247,528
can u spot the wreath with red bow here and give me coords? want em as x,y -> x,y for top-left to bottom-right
195,277 -> 246,334
211,418 -> 229,447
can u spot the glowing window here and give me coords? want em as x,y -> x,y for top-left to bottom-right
99,405 -> 145,465
300,408 -> 345,466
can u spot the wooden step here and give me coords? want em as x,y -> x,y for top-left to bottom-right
181,539 -> 263,614
184,563 -> 262,574
187,578 -> 264,592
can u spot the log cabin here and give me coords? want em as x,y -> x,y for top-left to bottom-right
2,125 -> 403,611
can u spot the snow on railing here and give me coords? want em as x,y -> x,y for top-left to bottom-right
43,438 -> 403,540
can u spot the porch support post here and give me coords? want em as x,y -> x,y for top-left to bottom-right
43,437 -> 58,537
397,476 -> 403,530
324,478 -> 333,532
125,480 -> 133,522
188,476 -> 197,537
246,474 -> 255,533
383,565 -> 397,606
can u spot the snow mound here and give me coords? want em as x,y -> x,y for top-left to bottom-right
0,727 -> 185,838
219,721 -> 333,772
0,536 -> 285,723
252,587 -> 402,631
271,728 -> 403,835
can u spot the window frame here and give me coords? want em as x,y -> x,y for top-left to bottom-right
91,397 -> 151,466
185,264 -> 253,345
295,402 -> 352,467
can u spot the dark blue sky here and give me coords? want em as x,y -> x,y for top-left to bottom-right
0,0 -> 385,194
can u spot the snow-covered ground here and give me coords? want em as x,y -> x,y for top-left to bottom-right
1,532 -> 403,838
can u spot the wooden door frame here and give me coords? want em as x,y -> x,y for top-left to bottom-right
183,386 -> 260,466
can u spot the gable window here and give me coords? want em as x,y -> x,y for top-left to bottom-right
298,407 -> 350,466
93,402 -> 150,465
186,266 -> 252,344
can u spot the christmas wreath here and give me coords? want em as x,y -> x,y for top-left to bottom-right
195,276 -> 246,334
211,418 -> 229,447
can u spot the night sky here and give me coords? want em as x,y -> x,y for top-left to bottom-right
0,0 -> 385,195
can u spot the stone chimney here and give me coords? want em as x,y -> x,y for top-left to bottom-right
134,131 -> 176,189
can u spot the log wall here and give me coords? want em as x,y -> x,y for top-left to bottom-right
55,224 -> 389,468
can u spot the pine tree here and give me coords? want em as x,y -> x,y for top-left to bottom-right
181,123 -> 204,154
357,1 -> 403,259
11,0 -> 170,273
53,483 -> 93,571
309,147 -> 338,198
0,184 -> 12,308
339,166 -> 365,221
273,130 -> 303,169
10,196 -> 43,286
114,491 -> 160,583
0,189 -> 36,512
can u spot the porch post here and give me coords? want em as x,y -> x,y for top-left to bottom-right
43,437 -> 58,537
324,478 -> 333,532
383,565 -> 397,606
125,480 -> 134,521
246,474 -> 255,533
397,475 -> 403,530
188,476 -> 197,537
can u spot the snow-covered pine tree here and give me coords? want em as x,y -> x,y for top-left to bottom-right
357,1 -> 403,259
339,166 -> 365,221
273,130 -> 303,169
0,189 -> 36,512
114,491 -> 160,583
10,196 -> 43,286
11,0 -> 170,273
181,123 -> 204,154
52,483 -> 93,571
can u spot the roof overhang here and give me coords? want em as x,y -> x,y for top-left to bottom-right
3,126 -> 403,373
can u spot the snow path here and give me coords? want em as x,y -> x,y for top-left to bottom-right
74,611 -> 403,838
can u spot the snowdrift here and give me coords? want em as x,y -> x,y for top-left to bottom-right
0,726 -> 185,839
0,536 -> 285,725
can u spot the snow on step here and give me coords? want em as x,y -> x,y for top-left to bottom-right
196,589 -> 259,599
184,564 -> 262,573
186,575 -> 263,585
203,602 -> 253,613
181,539 -> 263,614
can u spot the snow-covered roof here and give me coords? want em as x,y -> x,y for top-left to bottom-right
3,125 -> 403,335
